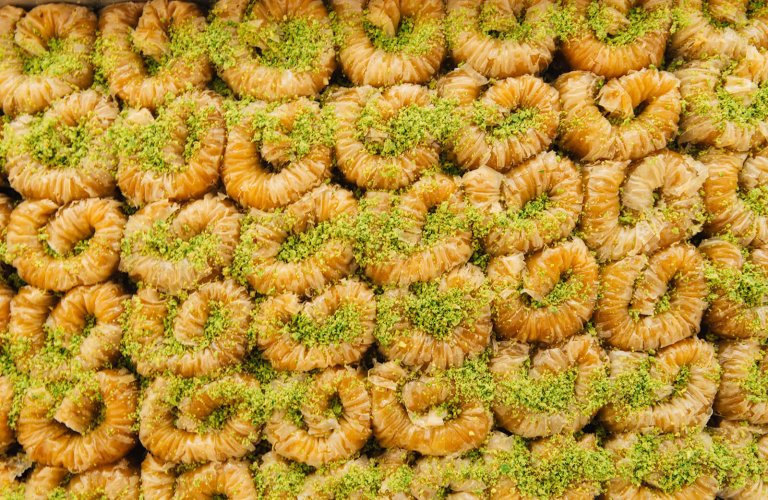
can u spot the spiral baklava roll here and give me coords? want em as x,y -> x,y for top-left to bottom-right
8,283 -> 127,378
581,150 -> 707,262
369,361 -> 493,455
253,279 -> 376,371
16,369 -> 138,473
98,0 -> 211,110
0,462 -> 70,499
445,0 -> 556,78
66,460 -> 141,500
332,0 -> 445,86
560,0 -> 673,78
233,184 -> 357,296
299,457 -> 384,499
488,238 -> 599,344
463,151 -> 582,255
120,194 -> 240,293
672,0 -> 768,60
376,264 -> 491,369
252,451 -> 312,499
6,198 -> 125,291
700,238 -> 768,339
408,454 -> 489,499
122,280 -> 253,377
139,373 -> 264,463
701,148 -> 768,247
595,243 -> 708,351
677,48 -> 768,151
491,335 -> 608,438
114,91 -> 225,206
484,431 -> 613,500
142,454 -> 258,500
4,90 -> 118,203
266,367 -> 371,466
222,98 -> 333,210
209,0 -> 335,100
3,460 -> 140,499
437,67 -> 560,171
0,4 -> 96,116
556,69 -> 681,162
601,337 -> 719,433
715,420 -> 768,500
357,173 -> 473,286
715,339 -> 768,425
603,431 -> 719,499
330,84 -> 442,190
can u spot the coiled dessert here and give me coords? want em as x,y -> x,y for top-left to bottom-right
222,98 -> 333,210
715,339 -> 768,424
556,69 -> 681,162
485,431 -> 613,500
560,0 -> 673,78
491,335 -> 608,438
8,282 -> 127,377
330,84 -> 442,190
119,194 -> 240,293
266,367 -> 371,466
603,431 -> 719,499
701,148 -> 768,247
369,361 -> 493,455
671,0 -> 768,60
581,150 -> 707,262
332,0 -> 445,86
595,243 -> 708,351
488,238 -> 599,344
0,4 -> 96,116
715,420 -> 768,500
114,91 -> 225,206
700,238 -> 768,339
253,279 -> 376,371
209,0 -> 335,100
6,197 -> 125,291
8,460 -> 141,499
445,0 -> 556,78
375,264 -> 492,369
437,66 -> 560,171
98,0 -> 211,110
357,173 -> 473,286
16,369 -> 138,473
463,151 -> 582,255
600,337 -> 719,433
4,90 -> 118,203
677,48 -> 768,151
66,460 -> 140,500
139,373 -> 263,463
142,455 -> 258,500
233,184 -> 357,296
122,280 -> 253,377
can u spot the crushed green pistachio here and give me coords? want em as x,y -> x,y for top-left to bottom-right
20,38 -> 83,76
585,2 -> 670,46
284,303 -> 363,347
121,219 -> 222,271
356,97 -> 460,157
472,102 -> 543,141
705,260 -> 768,308
235,18 -> 332,71
21,115 -> 97,170
361,16 -> 439,55
743,358 -> 768,403
109,102 -> 215,173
